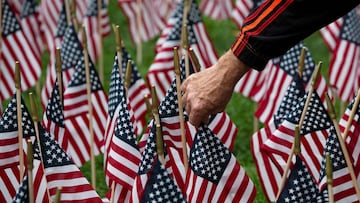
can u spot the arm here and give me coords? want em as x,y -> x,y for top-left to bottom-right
181,0 -> 359,127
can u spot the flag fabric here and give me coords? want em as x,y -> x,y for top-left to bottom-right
105,76 -> 141,201
20,0 -> 42,58
185,125 -> 256,202
328,8 -> 360,103
339,95 -> 360,182
231,0 -> 262,28
11,159 -> 50,203
0,95 -> 35,169
83,0 -> 111,62
200,0 -> 233,20
262,91 -> 331,182
153,0 -> 178,19
147,0 -> 218,101
318,126 -> 359,202
33,125 -> 103,202
319,17 -> 343,52
41,23 -> 82,109
63,55 -> 107,166
42,79 -> 70,154
117,0 -> 166,45
8,0 -> 22,17
0,94 -> 36,202
0,0 -> 41,101
131,122 -> 186,202
277,155 -> 327,203
119,47 -> 150,136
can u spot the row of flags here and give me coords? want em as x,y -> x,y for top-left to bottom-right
0,0 -> 359,202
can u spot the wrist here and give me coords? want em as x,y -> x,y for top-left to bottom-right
217,50 -> 250,84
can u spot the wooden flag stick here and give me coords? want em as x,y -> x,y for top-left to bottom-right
110,181 -> 115,203
151,86 -> 161,129
27,140 -> 34,203
188,48 -> 200,72
297,47 -> 306,78
113,24 -> 123,79
53,187 -> 62,203
276,61 -> 322,200
125,60 -> 132,97
65,0 -> 72,25
29,92 -> 52,201
173,47 -> 189,172
276,125 -> 300,200
342,89 -> 360,139
325,93 -> 360,199
70,0 -> 78,32
181,24 -> 190,78
97,0 -> 104,83
156,123 -> 165,165
15,62 -> 24,182
82,26 -> 96,189
55,48 -> 64,106
136,0 -> 142,65
326,152 -> 334,203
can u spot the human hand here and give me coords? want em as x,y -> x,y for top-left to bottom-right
181,50 -> 250,127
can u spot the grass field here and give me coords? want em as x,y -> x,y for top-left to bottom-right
4,1 -> 332,202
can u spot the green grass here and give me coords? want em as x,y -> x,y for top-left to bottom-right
3,1 -> 331,202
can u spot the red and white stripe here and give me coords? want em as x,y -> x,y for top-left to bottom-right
231,0 -> 254,28
0,131 -> 19,169
29,159 -> 50,203
118,0 -> 166,44
200,0 -> 233,20
319,18 -> 343,52
0,30 -> 41,101
185,153 -> 256,202
42,115 -> 69,154
0,165 -> 20,202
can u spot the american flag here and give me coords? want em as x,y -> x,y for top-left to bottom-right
105,70 -> 141,200
147,0 -> 218,101
11,159 -> 50,203
153,0 -> 178,19
8,0 -> 22,18
0,0 -> 41,101
33,125 -> 103,202
339,95 -> 360,184
0,94 -> 36,202
131,122 -> 186,202
0,95 -> 36,169
186,125 -> 256,202
318,126 -> 359,202
20,0 -> 42,58
42,79 -> 70,155
63,55 -> 107,166
200,0 -> 233,20
41,24 -> 82,109
255,43 -> 322,124
83,0 -> 111,62
251,72 -> 305,202
328,8 -> 360,103
119,47 -> 150,136
118,0 -> 166,45
262,91 -> 331,182
277,155 -> 327,203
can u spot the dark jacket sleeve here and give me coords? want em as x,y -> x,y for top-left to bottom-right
231,0 -> 360,71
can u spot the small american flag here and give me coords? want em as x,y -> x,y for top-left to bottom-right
340,95 -> 360,180
41,24 -> 82,109
0,0 -> 41,101
186,125 -> 256,202
63,55 -> 107,166
277,155 -> 327,202
200,0 -> 233,20
319,17 -> 343,52
118,0 -> 166,45
318,126 -> 359,202
42,79 -> 70,155
231,0 -> 262,28
83,0 -> 111,62
328,8 -> 360,102
33,125 -> 103,202
262,91 -> 331,182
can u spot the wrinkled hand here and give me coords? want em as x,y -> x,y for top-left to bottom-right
180,50 -> 250,127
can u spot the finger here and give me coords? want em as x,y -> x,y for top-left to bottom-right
201,115 -> 210,126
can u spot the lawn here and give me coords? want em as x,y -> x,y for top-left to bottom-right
4,1 -> 332,202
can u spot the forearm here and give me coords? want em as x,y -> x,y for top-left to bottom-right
232,0 -> 359,71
